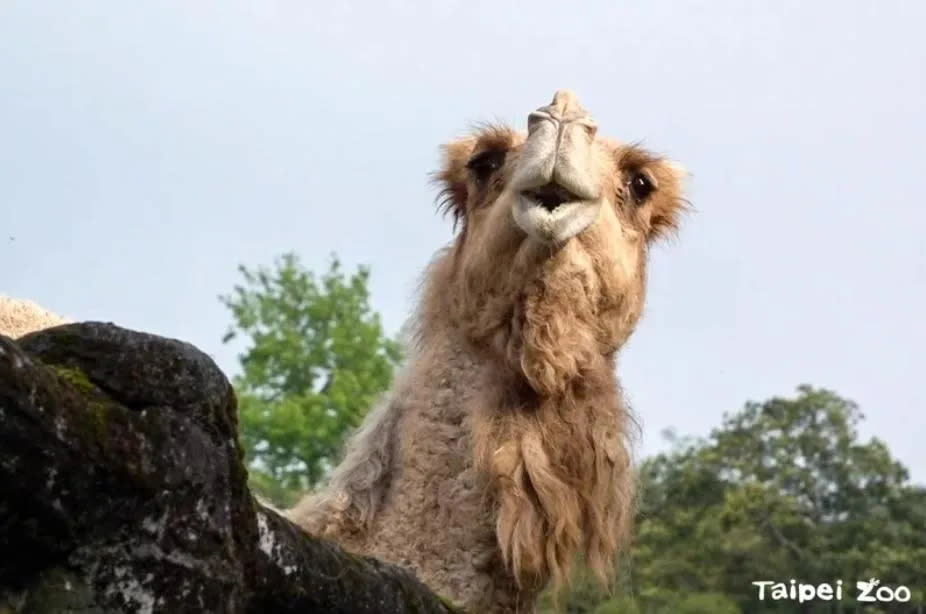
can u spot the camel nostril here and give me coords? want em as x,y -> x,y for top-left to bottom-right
527,111 -> 555,135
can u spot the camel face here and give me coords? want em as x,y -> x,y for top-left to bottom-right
433,90 -> 687,378
437,90 -> 687,252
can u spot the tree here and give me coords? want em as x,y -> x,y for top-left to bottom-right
546,386 -> 926,613
220,252 -> 403,506
629,385 -> 926,613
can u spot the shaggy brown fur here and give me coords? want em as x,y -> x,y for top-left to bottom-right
289,91 -> 687,612
0,295 -> 69,339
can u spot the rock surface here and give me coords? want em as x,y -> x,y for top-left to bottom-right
0,323 -> 457,614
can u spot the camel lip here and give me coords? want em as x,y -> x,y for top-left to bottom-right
519,183 -> 581,212
515,194 -> 593,220
512,193 -> 600,243
511,174 -> 599,204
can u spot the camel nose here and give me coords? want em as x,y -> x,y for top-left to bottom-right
511,89 -> 604,242
548,90 -> 587,120
528,90 -> 598,139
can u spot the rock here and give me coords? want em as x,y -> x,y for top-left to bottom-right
0,323 -> 457,614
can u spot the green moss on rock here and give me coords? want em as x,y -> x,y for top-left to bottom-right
49,365 -> 96,395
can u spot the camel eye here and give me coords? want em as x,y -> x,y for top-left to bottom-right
629,172 -> 655,201
466,149 -> 506,180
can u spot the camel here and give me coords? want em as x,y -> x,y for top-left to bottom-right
287,90 -> 688,613
0,91 -> 688,612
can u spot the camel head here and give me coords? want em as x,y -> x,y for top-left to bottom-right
432,90 -> 688,396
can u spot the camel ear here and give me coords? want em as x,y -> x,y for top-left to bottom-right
645,160 -> 690,241
433,137 -> 477,227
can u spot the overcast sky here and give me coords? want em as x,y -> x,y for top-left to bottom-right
2,1 -> 924,482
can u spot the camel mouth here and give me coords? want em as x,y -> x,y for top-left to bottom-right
520,183 -> 581,212
512,189 -> 600,244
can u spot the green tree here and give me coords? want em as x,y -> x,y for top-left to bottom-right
631,386 -> 926,612
547,386 -> 925,613
220,252 -> 403,507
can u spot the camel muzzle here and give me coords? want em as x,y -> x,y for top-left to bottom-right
510,90 -> 603,243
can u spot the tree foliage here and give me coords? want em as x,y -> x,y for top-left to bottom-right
220,252 -> 403,506
545,386 -> 925,613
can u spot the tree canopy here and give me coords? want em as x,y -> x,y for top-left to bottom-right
551,386 -> 926,613
220,252 -> 403,506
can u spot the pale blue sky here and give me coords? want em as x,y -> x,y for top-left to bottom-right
2,2 -> 924,481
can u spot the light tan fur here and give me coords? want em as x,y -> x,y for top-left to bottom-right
290,90 -> 689,613
0,295 -> 69,339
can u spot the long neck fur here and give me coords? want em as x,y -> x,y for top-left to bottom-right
288,240 -> 638,613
